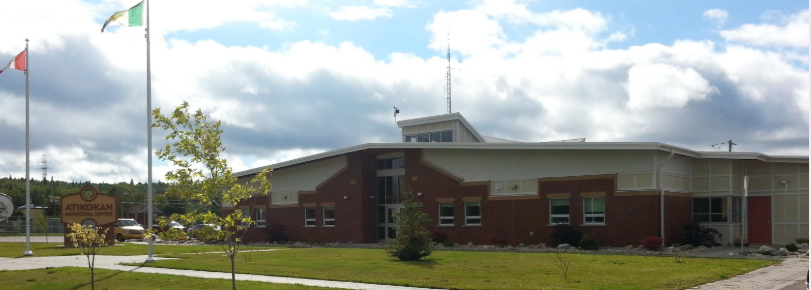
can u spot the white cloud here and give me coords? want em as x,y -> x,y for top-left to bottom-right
625,63 -> 715,110
703,9 -> 728,26
330,6 -> 392,21
719,10 -> 809,47
373,0 -> 416,8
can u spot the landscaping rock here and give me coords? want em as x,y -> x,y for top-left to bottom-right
538,243 -> 546,248
518,243 -> 525,247
758,245 -> 775,253
624,245 -> 633,249
773,251 -> 788,257
679,244 -> 693,251
696,246 -> 708,251
665,246 -> 674,253
801,243 -> 809,249
779,247 -> 789,253
467,242 -> 473,246
557,243 -> 572,249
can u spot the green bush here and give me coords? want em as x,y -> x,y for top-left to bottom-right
551,224 -> 582,247
796,238 -> 809,244
442,241 -> 455,247
386,192 -> 432,261
680,222 -> 722,247
784,243 -> 799,252
431,232 -> 448,244
579,235 -> 599,250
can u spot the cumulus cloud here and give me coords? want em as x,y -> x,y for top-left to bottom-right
626,63 -> 715,110
373,0 -> 416,8
703,9 -> 728,26
330,6 -> 393,21
0,0 -> 807,183
720,10 -> 809,47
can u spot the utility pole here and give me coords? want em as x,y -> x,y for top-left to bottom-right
727,140 -> 736,152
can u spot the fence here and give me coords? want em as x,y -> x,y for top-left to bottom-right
0,216 -> 64,234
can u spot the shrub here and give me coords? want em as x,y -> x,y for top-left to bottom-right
785,243 -> 799,252
487,237 -> 510,247
431,231 -> 448,244
579,235 -> 599,250
386,192 -> 433,261
642,236 -> 664,251
680,222 -> 722,247
442,241 -> 456,247
796,238 -> 809,244
551,224 -> 583,247
267,223 -> 287,242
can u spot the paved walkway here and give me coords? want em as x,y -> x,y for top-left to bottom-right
0,255 -> 440,290
690,257 -> 808,290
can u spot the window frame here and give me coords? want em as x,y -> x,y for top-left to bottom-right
583,197 -> 606,224
256,208 -> 266,228
692,197 -> 729,223
323,206 -> 335,227
438,202 -> 454,226
304,207 -> 316,227
549,198 -> 570,225
240,208 -> 251,227
464,201 -> 481,225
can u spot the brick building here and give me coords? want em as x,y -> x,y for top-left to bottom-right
231,113 -> 809,246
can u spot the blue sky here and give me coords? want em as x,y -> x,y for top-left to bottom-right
0,0 -> 807,182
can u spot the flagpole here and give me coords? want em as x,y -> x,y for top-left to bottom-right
23,38 -> 32,257
144,0 -> 156,264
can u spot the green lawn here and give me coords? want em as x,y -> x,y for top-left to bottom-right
0,267 -> 336,290
0,242 -> 228,258
127,248 -> 776,290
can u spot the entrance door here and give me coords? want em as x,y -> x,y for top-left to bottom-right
377,204 -> 403,241
748,196 -> 771,244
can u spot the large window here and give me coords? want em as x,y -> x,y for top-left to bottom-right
549,199 -> 570,224
693,197 -> 730,223
304,207 -> 316,227
583,198 -> 605,224
377,176 -> 404,204
404,130 -> 453,143
323,207 -> 335,226
439,203 -> 454,225
377,158 -> 405,170
731,197 -> 742,223
465,202 -> 481,225
241,209 -> 251,227
256,208 -> 266,228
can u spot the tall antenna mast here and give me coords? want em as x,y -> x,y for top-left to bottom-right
40,154 -> 49,181
445,28 -> 452,114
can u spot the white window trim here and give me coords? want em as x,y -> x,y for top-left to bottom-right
583,197 -> 605,225
304,207 -> 316,227
549,199 -> 570,225
438,203 -> 454,226
323,206 -> 335,227
256,208 -> 266,228
464,201 -> 481,225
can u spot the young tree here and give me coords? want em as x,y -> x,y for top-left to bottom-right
386,191 -> 432,261
66,223 -> 109,290
33,216 -> 49,243
151,102 -> 272,290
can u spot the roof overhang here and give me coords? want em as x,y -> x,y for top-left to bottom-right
234,142 -> 809,177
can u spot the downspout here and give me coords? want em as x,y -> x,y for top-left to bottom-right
658,149 -> 675,244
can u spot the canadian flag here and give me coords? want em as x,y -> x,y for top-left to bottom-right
0,50 -> 26,75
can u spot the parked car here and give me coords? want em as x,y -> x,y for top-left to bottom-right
152,220 -> 188,241
187,224 -> 221,240
114,218 -> 145,242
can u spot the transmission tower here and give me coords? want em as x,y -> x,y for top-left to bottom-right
444,28 -> 459,114
40,154 -> 50,181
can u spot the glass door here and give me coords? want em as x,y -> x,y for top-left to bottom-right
378,204 -> 403,241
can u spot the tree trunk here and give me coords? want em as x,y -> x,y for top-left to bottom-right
230,254 -> 236,290
91,266 -> 95,290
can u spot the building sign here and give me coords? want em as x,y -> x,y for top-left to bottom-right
61,186 -> 118,246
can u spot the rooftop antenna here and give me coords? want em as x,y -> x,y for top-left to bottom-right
40,154 -> 50,182
444,24 -> 459,115
393,106 -> 399,123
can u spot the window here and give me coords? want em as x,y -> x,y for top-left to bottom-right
549,199 -> 570,224
377,158 -> 405,170
439,203 -> 454,225
304,207 -> 316,227
404,130 -> 453,143
465,202 -> 481,225
256,208 -> 266,228
583,197 -> 605,224
377,175 -> 404,204
693,197 -> 728,222
323,207 -> 335,226
731,197 -> 742,223
241,208 -> 251,227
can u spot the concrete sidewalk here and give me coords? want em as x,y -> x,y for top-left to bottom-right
0,255 -> 440,290
690,257 -> 808,290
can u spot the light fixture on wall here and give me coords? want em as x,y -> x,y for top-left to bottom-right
343,196 -> 349,200
369,195 -> 375,199
417,192 -> 423,196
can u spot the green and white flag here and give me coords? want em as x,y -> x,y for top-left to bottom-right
101,1 -> 144,32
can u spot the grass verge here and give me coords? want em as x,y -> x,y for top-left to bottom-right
0,267 -> 335,290
127,248 -> 777,290
0,242 -> 229,258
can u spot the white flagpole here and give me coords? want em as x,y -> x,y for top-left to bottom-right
144,0 -> 156,263
23,38 -> 32,257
